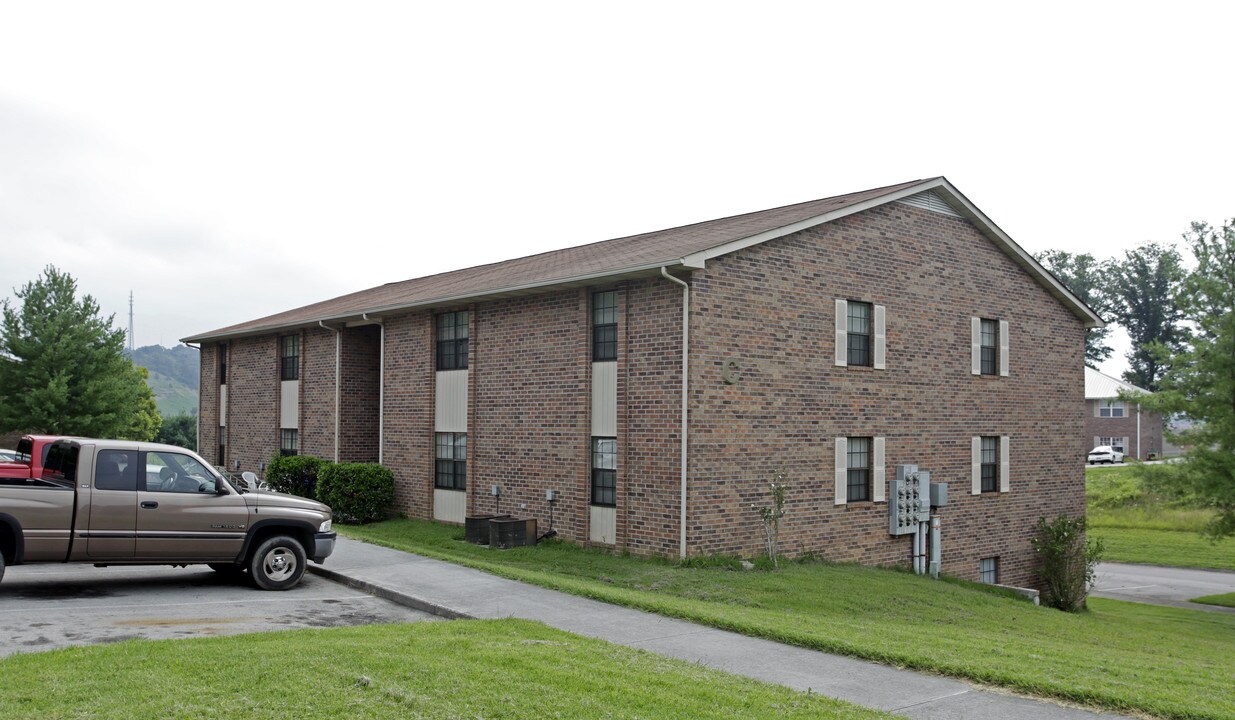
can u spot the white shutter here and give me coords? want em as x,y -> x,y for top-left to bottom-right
971,436 -> 982,495
834,437 -> 847,505
1094,401 -> 1101,418
999,319 -> 1010,376
970,317 -> 981,375
1094,436 -> 1101,450
835,300 -> 848,367
1000,435 -> 1010,492
873,437 -> 886,502
873,305 -> 886,370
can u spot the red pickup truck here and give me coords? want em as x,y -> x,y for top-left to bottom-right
0,435 -> 64,480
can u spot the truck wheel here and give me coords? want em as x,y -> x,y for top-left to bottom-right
249,535 -> 306,591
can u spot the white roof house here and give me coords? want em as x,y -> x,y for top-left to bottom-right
1084,367 -> 1150,400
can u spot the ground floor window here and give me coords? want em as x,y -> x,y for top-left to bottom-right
280,429 -> 298,456
1099,436 -> 1126,454
591,437 -> 616,506
979,556 -> 999,584
981,436 -> 999,493
435,432 -> 467,490
218,426 -> 225,466
846,437 -> 871,502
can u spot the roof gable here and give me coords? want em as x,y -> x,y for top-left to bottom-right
1085,367 -> 1151,399
183,177 -> 1104,343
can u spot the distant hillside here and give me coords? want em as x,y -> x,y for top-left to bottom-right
132,344 -> 199,417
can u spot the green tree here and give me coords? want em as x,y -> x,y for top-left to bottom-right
1108,241 -> 1188,391
0,266 -> 161,439
1035,250 -> 1115,366
1134,220 -> 1235,539
156,413 -> 198,451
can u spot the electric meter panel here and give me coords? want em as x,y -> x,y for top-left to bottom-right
889,465 -> 930,536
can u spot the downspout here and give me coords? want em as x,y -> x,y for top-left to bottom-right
363,313 -> 385,464
660,267 -> 690,560
1136,405 -> 1141,460
320,321 -> 341,463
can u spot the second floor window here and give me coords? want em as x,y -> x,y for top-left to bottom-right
593,291 -> 617,361
847,301 -> 872,367
436,311 -> 470,370
218,344 -> 228,384
980,319 -> 998,375
280,335 -> 300,381
1100,400 -> 1125,418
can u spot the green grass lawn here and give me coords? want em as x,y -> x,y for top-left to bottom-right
1085,463 -> 1234,569
1191,592 -> 1235,608
0,620 -> 887,720
342,519 -> 1235,720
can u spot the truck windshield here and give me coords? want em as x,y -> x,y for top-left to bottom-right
15,437 -> 31,464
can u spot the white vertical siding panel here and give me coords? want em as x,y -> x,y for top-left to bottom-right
591,362 -> 617,437
219,385 -> 228,427
280,380 -> 299,430
435,370 -> 469,432
433,489 -> 466,523
589,505 -> 617,544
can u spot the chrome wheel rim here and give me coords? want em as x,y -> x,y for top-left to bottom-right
262,547 -> 297,582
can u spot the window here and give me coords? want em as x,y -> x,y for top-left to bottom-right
280,335 -> 300,381
280,429 -> 298,456
847,301 -> 872,367
979,557 -> 999,584
94,450 -> 139,492
980,436 -> 999,493
1100,436 -> 1127,454
592,291 -> 617,362
591,437 -> 616,506
218,345 -> 228,385
218,426 -> 225,466
979,319 -> 998,375
847,437 -> 871,502
1099,400 -> 1125,418
435,432 -> 467,490
144,451 -> 218,494
436,311 -> 470,370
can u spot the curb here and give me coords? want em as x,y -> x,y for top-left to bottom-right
307,565 -> 474,620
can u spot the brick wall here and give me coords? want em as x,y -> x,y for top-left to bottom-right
341,325 -> 381,462
301,327 -> 334,461
381,312 -> 435,518
1084,401 -> 1164,460
199,343 -> 219,464
686,202 -> 1086,587
226,335 -> 280,475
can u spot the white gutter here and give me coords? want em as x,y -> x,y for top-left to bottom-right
363,313 -> 385,464
183,342 -> 202,454
319,321 -> 341,463
660,266 -> 690,560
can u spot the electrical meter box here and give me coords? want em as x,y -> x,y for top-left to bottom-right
930,482 -> 948,507
889,464 -> 930,536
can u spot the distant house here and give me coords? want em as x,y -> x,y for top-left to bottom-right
184,177 -> 1103,589
1084,367 -> 1163,460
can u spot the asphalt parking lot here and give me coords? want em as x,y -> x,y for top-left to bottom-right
0,563 -> 439,658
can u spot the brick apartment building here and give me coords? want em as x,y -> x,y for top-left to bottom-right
1084,366 -> 1163,460
183,177 -> 1103,588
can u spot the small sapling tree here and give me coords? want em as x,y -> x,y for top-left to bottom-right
752,470 -> 789,568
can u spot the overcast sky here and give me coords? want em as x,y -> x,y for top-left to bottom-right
2,2 -> 1232,379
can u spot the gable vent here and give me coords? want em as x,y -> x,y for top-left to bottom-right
896,191 -> 962,218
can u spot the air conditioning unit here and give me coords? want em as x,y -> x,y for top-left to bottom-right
489,518 -> 537,549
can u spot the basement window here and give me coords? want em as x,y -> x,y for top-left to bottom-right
979,556 -> 999,584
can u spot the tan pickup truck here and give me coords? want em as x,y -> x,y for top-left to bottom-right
0,438 -> 336,590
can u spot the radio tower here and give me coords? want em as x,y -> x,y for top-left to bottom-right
128,291 -> 134,354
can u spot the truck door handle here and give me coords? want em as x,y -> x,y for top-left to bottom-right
141,501 -> 159,509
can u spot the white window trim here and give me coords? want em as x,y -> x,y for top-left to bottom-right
972,317 -> 1009,376
971,435 -> 1010,494
836,299 -> 886,369
836,435 -> 885,504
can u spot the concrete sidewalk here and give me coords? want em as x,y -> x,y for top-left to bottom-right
309,538 -> 1131,720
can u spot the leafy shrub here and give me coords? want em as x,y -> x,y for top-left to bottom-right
1031,514 -> 1104,612
265,454 -> 327,499
316,463 -> 395,524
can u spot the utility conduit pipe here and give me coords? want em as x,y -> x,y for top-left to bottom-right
660,267 -> 690,561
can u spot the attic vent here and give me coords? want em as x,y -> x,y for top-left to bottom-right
896,191 -> 962,218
